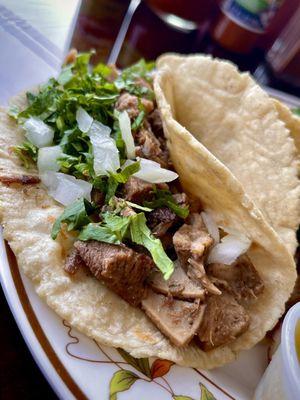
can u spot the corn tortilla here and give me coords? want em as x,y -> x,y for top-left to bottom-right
0,88 -> 296,369
157,54 -> 300,255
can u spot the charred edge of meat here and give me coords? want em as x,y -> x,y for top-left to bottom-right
0,174 -> 40,185
147,109 -> 164,138
147,207 -> 177,238
64,248 -> 85,275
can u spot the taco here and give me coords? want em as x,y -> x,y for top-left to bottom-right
156,54 -> 300,255
0,53 -> 296,369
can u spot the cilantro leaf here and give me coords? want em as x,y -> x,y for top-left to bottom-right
126,201 -> 152,212
102,213 -> 131,241
130,213 -> 174,280
51,198 -> 94,239
292,107 -> 300,117
110,161 -> 140,184
57,66 -> 73,85
78,212 -> 131,243
78,224 -> 120,244
13,141 -> 38,168
131,111 -> 145,131
105,161 -> 141,202
144,189 -> 189,218
115,59 -> 155,100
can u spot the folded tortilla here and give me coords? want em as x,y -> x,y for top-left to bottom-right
156,54 -> 300,255
0,88 -> 296,369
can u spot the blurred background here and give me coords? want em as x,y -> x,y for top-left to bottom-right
0,0 -> 299,105
0,0 -> 299,399
71,0 -> 300,96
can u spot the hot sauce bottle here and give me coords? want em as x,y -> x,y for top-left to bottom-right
211,0 -> 286,54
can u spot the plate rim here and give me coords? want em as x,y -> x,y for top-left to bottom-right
0,235 -> 87,400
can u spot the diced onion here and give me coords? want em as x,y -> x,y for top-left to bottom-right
207,234 -> 251,265
88,121 -> 120,175
37,146 -> 63,173
24,117 -> 54,148
201,211 -> 220,244
118,111 -> 135,159
126,157 -> 178,183
76,107 -> 93,133
41,172 -> 92,206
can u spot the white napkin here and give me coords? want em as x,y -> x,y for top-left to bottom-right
0,0 -> 80,105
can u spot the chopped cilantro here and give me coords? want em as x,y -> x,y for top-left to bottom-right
51,198 -> 95,239
144,189 -> 189,218
13,141 -> 38,168
130,213 -> 174,279
292,107 -> 300,117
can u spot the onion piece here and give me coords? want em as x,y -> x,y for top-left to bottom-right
24,117 -> 54,148
207,234 -> 251,265
37,146 -> 63,173
41,172 -> 92,206
76,107 -> 93,133
125,157 -> 178,183
201,211 -> 220,244
88,121 -> 120,176
118,111 -> 135,159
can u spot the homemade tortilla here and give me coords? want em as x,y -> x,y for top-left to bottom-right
0,89 -> 296,369
156,54 -> 300,255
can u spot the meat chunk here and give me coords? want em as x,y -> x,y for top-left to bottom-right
142,290 -> 205,346
207,255 -> 264,305
74,241 -> 154,306
135,124 -> 169,168
173,213 -> 213,267
172,192 -> 189,209
64,248 -> 85,275
116,92 -> 154,119
148,109 -> 164,138
123,177 -> 153,204
173,214 -> 213,266
147,207 -> 177,237
148,260 -> 205,300
188,258 -> 221,296
198,292 -> 250,351
173,214 -> 217,293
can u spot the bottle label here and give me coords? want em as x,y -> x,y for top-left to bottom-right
222,0 -> 283,33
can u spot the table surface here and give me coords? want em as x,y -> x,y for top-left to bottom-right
0,1 -> 299,399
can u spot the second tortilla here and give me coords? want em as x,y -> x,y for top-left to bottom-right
156,54 -> 300,255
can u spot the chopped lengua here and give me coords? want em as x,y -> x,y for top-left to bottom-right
173,213 -> 213,267
135,124 -> 169,168
188,258 -> 221,295
207,255 -> 264,305
123,176 -> 153,204
74,241 -> 154,306
147,207 -> 177,237
116,92 -> 153,119
198,292 -> 250,351
142,290 -> 205,346
148,109 -> 164,138
148,260 -> 205,300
